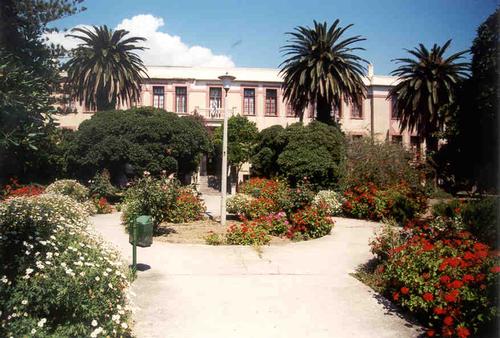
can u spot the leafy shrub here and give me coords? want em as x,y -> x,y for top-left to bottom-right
245,197 -> 279,219
251,125 -> 286,177
121,175 -> 179,233
225,221 -> 271,245
432,197 -> 498,248
166,188 -> 206,223
371,216 -> 499,337
342,137 -> 428,193
89,170 -> 117,200
0,195 -> 131,337
45,179 -> 89,202
288,205 -> 334,240
226,193 -> 255,216
370,223 -> 409,261
313,190 -> 344,216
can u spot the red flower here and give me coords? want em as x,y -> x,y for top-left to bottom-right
490,266 -> 500,273
462,274 -> 474,283
463,251 -> 475,260
433,307 -> 446,315
422,292 -> 434,302
422,272 -> 430,280
444,289 -> 459,303
475,273 -> 486,282
393,292 -> 399,301
426,329 -> 436,337
400,287 -> 409,295
456,326 -> 470,338
449,280 -> 463,289
443,316 -> 454,326
440,275 -> 451,284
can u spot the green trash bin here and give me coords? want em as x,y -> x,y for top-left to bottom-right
129,215 -> 153,247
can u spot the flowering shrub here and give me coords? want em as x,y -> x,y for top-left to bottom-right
252,211 -> 289,236
45,179 -> 89,202
371,216 -> 499,337
288,205 -> 334,240
166,188 -> 206,223
121,175 -> 179,233
225,220 -> 271,245
205,231 -> 224,245
89,170 -> 117,200
342,183 -> 387,221
313,190 -> 344,216
0,195 -> 132,337
95,197 -> 113,214
226,193 -> 255,216
1,179 -> 45,200
240,178 -> 293,212
245,197 -> 279,219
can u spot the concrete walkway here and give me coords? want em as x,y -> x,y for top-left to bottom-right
91,213 -> 422,338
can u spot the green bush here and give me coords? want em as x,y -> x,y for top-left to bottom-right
251,125 -> 286,177
0,194 -> 131,337
312,190 -> 344,216
277,121 -> 346,189
121,175 -> 179,233
67,107 -> 211,182
89,170 -> 117,200
432,199 -> 463,218
45,179 -> 89,202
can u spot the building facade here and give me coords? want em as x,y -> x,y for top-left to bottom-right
56,65 -> 422,185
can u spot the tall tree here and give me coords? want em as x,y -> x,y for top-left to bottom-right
389,40 -> 469,153
64,25 -> 147,111
280,20 -> 367,123
0,0 -> 84,183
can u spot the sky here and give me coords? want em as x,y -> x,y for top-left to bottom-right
46,0 -> 498,75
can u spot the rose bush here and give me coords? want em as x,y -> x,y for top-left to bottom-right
288,205 -> 334,240
225,220 -> 271,245
0,194 -> 132,337
370,216 -> 499,337
166,187 -> 206,223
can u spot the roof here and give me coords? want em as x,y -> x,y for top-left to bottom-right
145,65 -> 399,86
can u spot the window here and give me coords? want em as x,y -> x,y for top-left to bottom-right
243,88 -> 255,115
351,134 -> 363,140
350,102 -> 363,119
391,96 -> 398,119
410,136 -> 421,161
265,89 -> 278,116
286,103 -> 296,117
175,87 -> 187,113
392,135 -> 403,145
153,86 -> 164,109
209,87 -> 222,111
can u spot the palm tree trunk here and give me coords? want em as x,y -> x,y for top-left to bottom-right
316,95 -> 332,123
96,91 -> 116,111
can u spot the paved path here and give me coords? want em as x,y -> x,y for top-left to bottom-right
91,213 -> 422,338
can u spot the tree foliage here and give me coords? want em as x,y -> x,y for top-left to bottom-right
213,115 -> 258,170
0,0 -> 84,183
67,107 -> 211,184
389,40 -> 469,152
64,25 -> 147,111
280,20 -> 367,123
251,121 -> 346,189
436,9 -> 499,192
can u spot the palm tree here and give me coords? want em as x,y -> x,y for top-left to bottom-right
389,40 -> 469,153
64,25 -> 147,111
280,20 -> 368,123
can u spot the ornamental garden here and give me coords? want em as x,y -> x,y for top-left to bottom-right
1,1 -> 499,338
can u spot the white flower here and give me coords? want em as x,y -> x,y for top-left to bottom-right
1,276 -> 8,283
121,322 -> 128,329
91,319 -> 98,327
31,329 -> 36,334
112,314 -> 120,322
21,300 -> 28,305
25,268 -> 33,275
95,276 -> 100,281
37,318 -> 47,327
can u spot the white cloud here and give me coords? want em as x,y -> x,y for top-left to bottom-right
44,14 -> 235,68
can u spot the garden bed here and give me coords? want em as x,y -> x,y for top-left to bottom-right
154,219 -> 290,245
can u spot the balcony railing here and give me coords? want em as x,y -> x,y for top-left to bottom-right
190,107 -> 237,120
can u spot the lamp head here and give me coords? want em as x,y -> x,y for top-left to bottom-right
218,72 -> 236,92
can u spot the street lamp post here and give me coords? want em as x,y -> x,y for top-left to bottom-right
218,72 -> 235,226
